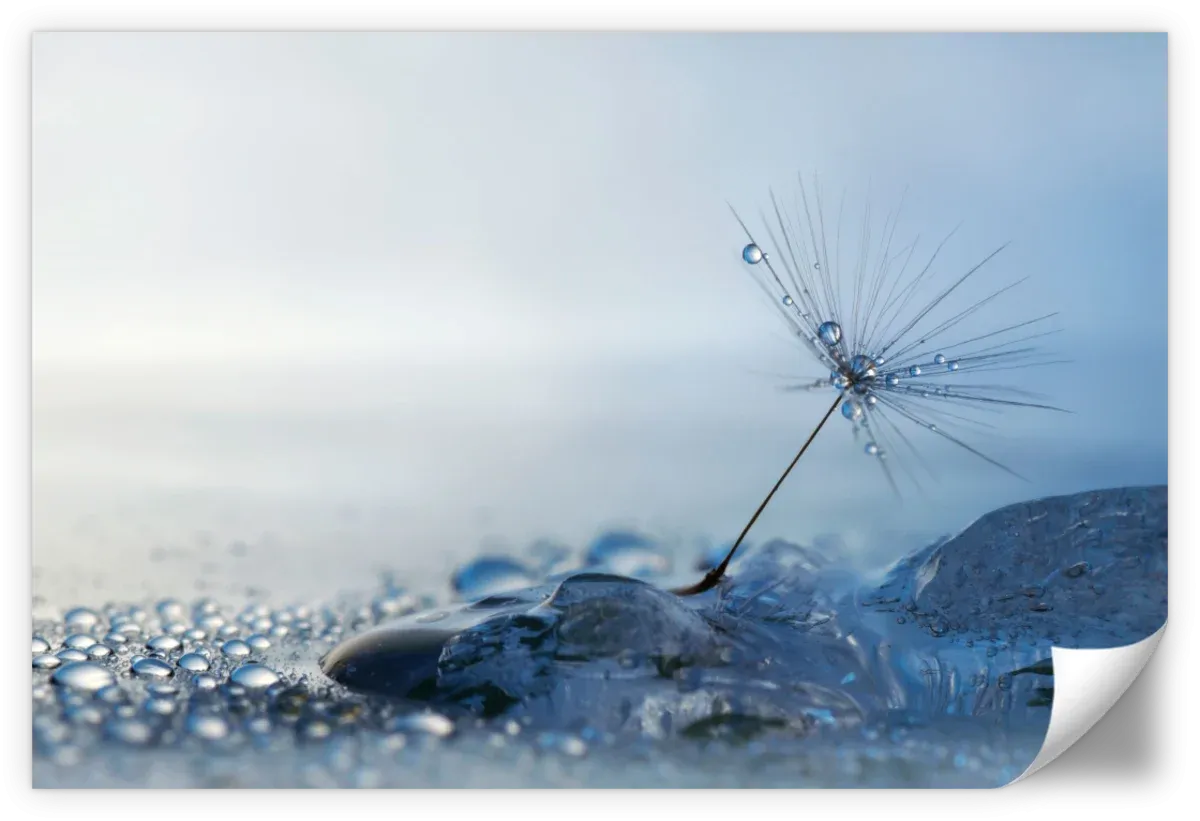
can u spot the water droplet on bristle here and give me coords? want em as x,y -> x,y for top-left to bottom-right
934,354 -> 947,365
818,321 -> 842,347
742,243 -> 763,264
909,366 -> 922,377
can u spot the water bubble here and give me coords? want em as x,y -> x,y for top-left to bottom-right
230,664 -> 280,690
782,294 -> 794,306
934,354 -> 947,365
178,653 -> 210,672
817,321 -> 842,347
841,400 -> 863,422
451,556 -> 535,600
33,654 -> 62,670
64,607 -> 100,630
221,639 -> 251,658
947,361 -> 960,371
51,662 -> 116,693
146,635 -> 181,653
865,442 -> 879,456
32,636 -> 49,654
585,531 -> 670,578
742,243 -> 763,264
132,657 -> 174,679
909,366 -> 922,377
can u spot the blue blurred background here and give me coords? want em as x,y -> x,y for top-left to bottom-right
32,33 -> 1166,606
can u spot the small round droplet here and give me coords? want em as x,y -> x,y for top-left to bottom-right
909,366 -> 922,377
841,400 -> 863,422
947,361 -> 960,371
246,634 -> 272,651
865,394 -> 878,406
934,354 -> 947,365
230,664 -> 280,690
742,243 -> 763,264
885,373 -> 900,388
193,674 -> 218,691
132,657 -> 174,679
51,662 -> 116,693
865,442 -> 879,456
817,321 -> 842,347
86,644 -> 112,660
221,639 -> 251,658
782,294 -> 794,306
177,653 -> 211,672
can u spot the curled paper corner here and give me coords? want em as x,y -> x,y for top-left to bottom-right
1010,624 -> 1166,785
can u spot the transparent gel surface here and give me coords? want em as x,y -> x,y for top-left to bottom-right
32,487 -> 1166,788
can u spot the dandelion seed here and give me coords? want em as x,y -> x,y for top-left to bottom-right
674,175 -> 1066,596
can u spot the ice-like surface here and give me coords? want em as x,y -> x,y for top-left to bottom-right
32,486 -> 1166,788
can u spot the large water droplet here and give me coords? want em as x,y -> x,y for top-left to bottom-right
51,662 -> 116,693
230,663 -> 280,689
817,321 -> 842,347
742,243 -> 763,264
841,400 -> 863,422
32,636 -> 49,654
146,635 -> 180,653
64,608 -> 100,630
222,639 -> 251,658
451,556 -> 535,600
33,654 -> 61,670
64,634 -> 96,650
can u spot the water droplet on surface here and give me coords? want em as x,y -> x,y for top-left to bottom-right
742,243 -> 763,264
817,321 -> 842,347
947,361 -> 960,371
57,649 -> 88,662
865,442 -> 879,456
585,531 -> 670,578
193,674 -> 218,691
230,664 -> 280,690
33,654 -> 62,669
132,658 -> 174,679
86,644 -> 112,660
841,400 -> 863,422
246,634 -> 272,651
934,354 -> 947,365
865,394 -> 878,406
177,653 -> 210,672
782,294 -> 793,306
146,635 -> 181,653
64,633 -> 96,650
909,366 -> 922,377
222,639 -> 251,658
386,712 -> 455,738
451,556 -> 535,600
186,713 -> 230,741
1064,561 -> 1091,579
64,607 -> 100,629
51,662 -> 116,692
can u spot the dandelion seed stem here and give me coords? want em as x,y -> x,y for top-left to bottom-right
672,392 -> 844,597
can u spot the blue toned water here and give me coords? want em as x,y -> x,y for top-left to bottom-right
32,487 -> 1166,788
